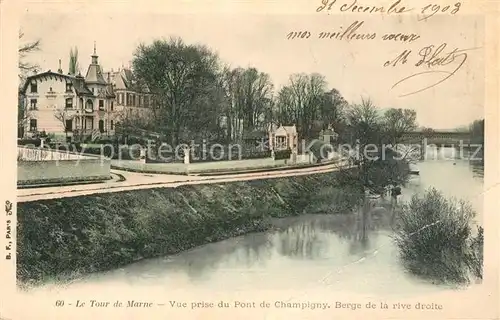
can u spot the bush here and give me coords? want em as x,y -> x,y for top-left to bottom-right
274,149 -> 292,160
394,188 -> 482,284
18,139 -> 42,147
77,145 -> 141,160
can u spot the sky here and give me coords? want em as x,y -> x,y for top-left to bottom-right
20,11 -> 485,129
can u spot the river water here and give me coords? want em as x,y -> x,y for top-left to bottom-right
20,148 -> 485,313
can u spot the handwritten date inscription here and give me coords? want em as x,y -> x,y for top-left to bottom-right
385,43 -> 479,97
317,0 -> 462,21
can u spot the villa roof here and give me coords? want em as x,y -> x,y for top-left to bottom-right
274,125 -> 297,136
85,60 -> 107,85
72,74 -> 94,96
21,71 -> 95,96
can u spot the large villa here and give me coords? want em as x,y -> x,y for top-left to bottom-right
19,43 -> 156,141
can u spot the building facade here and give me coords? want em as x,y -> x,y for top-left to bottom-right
104,68 -> 155,128
20,45 -> 155,141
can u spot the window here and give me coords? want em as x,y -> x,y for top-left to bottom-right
65,98 -> 73,109
110,120 -> 114,130
85,99 -> 94,111
66,82 -> 72,92
30,82 -> 37,93
98,120 -> 105,133
29,99 -> 37,110
29,119 -> 37,132
132,94 -> 136,106
110,101 -> 114,111
65,119 -> 73,132
99,100 -> 105,110
91,88 -> 94,93
144,96 -> 149,107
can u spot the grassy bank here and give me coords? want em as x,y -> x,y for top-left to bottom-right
17,171 -> 361,285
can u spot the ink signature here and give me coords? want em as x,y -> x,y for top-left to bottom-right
389,43 -> 481,97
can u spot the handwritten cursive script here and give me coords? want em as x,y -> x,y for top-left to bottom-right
386,43 -> 480,97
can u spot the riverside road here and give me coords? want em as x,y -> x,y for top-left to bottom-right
17,160 -> 351,202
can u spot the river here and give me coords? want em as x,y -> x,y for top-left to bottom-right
18,147 -> 485,317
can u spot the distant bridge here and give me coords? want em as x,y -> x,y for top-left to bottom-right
400,131 -> 472,147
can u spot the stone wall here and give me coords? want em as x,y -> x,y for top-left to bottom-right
17,146 -> 111,185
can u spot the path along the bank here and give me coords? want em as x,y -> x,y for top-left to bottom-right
17,160 -> 351,202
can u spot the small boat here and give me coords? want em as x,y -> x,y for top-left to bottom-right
409,164 -> 420,175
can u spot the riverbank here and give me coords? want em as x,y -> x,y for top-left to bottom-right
17,170 -> 362,286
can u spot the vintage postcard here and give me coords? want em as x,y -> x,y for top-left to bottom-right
0,0 -> 498,319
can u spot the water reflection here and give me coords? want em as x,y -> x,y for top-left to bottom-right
46,154 -> 483,296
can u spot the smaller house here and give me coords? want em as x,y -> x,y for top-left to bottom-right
319,124 -> 339,143
268,124 -> 298,154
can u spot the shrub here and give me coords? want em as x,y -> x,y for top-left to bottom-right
274,149 -> 292,160
76,145 -> 141,160
394,188 -> 482,284
18,139 -> 42,147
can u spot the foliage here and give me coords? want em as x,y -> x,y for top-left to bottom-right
394,188 -> 482,284
275,73 -> 332,139
383,108 -> 417,145
274,149 -> 292,160
220,66 -> 274,141
469,119 -> 484,145
76,145 -> 141,160
338,98 -> 413,195
132,37 -> 223,145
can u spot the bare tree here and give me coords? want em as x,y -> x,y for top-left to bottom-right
276,73 -> 327,139
54,109 -> 74,140
383,108 -> 417,147
18,31 -> 41,137
18,31 -> 41,81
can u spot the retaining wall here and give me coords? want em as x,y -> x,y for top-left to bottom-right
17,146 -> 111,185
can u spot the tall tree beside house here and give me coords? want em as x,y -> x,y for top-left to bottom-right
219,66 -> 274,141
276,73 -> 328,139
68,46 -> 80,75
18,31 -> 41,137
238,68 -> 274,131
132,37 -> 223,145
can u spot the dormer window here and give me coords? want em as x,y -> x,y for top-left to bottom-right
85,99 -> 94,112
66,82 -> 73,92
30,82 -> 37,93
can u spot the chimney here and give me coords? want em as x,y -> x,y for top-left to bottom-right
57,59 -> 63,74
